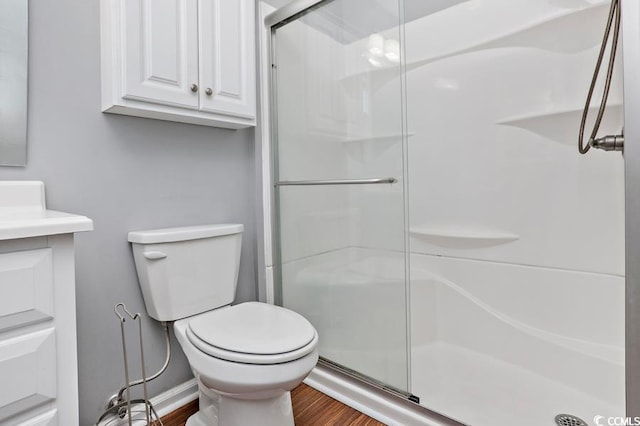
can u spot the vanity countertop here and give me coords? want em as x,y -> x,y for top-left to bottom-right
0,181 -> 93,240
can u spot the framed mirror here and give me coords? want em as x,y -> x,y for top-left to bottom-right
0,0 -> 28,166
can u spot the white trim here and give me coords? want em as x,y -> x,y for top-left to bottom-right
265,265 -> 275,304
259,1 -> 276,271
151,378 -> 199,418
96,379 -> 198,426
304,364 -> 461,426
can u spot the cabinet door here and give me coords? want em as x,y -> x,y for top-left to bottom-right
123,0 -> 199,109
0,249 -> 53,333
0,329 -> 56,422
198,0 -> 256,119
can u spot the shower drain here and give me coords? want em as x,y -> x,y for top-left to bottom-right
554,414 -> 588,426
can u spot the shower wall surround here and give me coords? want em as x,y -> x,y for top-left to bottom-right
404,2 -> 624,424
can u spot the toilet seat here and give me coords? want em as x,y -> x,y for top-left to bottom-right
185,302 -> 319,365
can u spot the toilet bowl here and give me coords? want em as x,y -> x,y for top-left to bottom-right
128,224 -> 319,426
174,303 -> 319,426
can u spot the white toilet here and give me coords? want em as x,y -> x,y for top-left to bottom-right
128,224 -> 319,426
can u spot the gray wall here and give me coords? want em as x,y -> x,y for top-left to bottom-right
0,0 -> 259,424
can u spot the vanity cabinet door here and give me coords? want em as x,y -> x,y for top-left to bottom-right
122,0 -> 199,109
0,249 -> 53,333
198,0 -> 256,120
0,329 -> 57,423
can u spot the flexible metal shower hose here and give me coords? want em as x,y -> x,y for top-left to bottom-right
578,0 -> 621,154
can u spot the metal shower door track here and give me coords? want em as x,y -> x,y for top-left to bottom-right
265,0 -> 328,28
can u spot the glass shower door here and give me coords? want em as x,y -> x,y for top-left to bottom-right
271,0 -> 409,392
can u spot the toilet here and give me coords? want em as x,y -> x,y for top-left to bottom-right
128,224 -> 319,426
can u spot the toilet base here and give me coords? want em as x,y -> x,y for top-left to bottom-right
186,379 -> 295,426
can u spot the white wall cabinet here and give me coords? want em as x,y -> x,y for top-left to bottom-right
101,0 -> 256,129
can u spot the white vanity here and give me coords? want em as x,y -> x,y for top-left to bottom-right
0,181 -> 92,425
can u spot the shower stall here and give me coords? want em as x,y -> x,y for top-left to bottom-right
263,0 -> 630,424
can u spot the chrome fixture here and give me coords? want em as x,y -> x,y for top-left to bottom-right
554,413 -> 588,426
205,87 -> 213,96
190,84 -> 198,92
590,133 -> 624,151
98,304 -> 170,425
275,177 -> 397,186
579,0 -> 622,154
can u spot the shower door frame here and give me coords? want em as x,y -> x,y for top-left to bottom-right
261,0 -> 640,420
266,0 -> 332,309
622,0 -> 640,417
264,0 -> 415,400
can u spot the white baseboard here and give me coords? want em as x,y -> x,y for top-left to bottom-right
151,378 -> 198,418
304,364 -> 461,426
97,379 -> 198,425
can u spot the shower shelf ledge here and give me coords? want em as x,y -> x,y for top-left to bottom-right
497,103 -> 623,126
410,228 -> 519,249
334,132 -> 415,144
496,104 -> 623,145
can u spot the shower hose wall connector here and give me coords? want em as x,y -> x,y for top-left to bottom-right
590,133 -> 624,152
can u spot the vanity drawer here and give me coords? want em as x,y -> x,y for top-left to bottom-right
0,249 -> 54,333
0,328 -> 56,422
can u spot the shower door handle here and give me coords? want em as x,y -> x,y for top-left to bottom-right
275,177 -> 397,186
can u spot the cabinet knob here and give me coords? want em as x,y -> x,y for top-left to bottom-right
205,88 -> 213,96
190,84 -> 198,93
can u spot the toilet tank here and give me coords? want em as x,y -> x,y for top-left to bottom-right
128,224 -> 243,321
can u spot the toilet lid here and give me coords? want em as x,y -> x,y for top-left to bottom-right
188,302 -> 316,356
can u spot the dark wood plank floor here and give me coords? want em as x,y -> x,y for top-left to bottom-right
153,399 -> 198,426
155,383 -> 385,425
292,384 -> 386,425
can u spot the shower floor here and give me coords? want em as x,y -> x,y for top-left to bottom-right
411,342 -> 621,426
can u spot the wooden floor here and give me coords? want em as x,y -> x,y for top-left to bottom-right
155,383 -> 385,426
292,384 -> 386,425
153,399 -> 198,426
